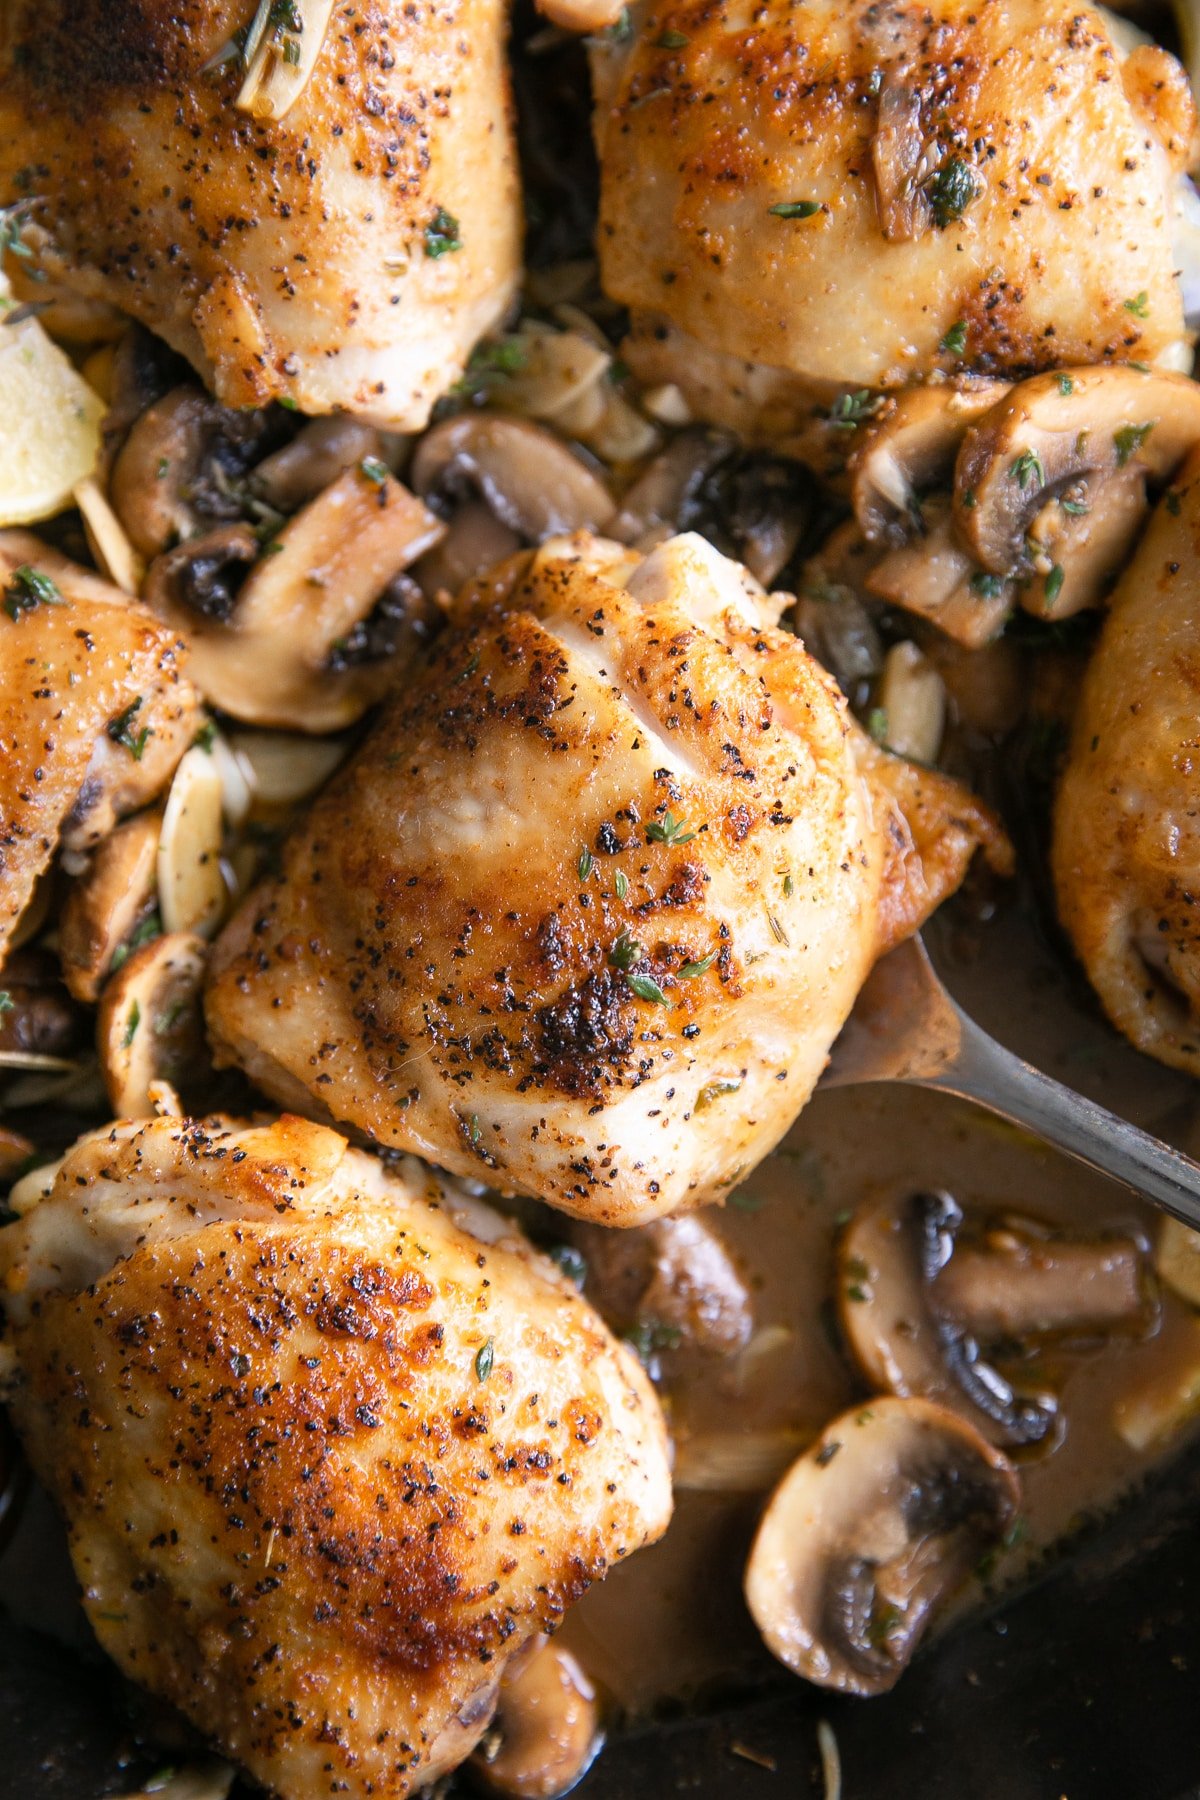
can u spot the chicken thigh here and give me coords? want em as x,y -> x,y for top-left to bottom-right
0,532 -> 197,961
0,1111 -> 671,1800
1054,447 -> 1200,1073
593,0 -> 1199,447
206,531 -> 1008,1224
0,0 -> 521,427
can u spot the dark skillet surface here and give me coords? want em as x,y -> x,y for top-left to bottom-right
5,1423 -> 1200,1800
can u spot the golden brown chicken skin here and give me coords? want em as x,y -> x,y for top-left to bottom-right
0,1112 -> 672,1800
0,532 -> 196,961
206,532 -> 1007,1225
1054,450 -> 1200,1074
594,0 -> 1197,439
0,0 -> 521,427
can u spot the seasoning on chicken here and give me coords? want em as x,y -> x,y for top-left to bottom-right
0,0 -> 522,427
593,1 -> 1199,445
1053,448 -> 1200,1073
206,531 -> 1009,1225
0,531 -> 197,963
0,1112 -> 672,1800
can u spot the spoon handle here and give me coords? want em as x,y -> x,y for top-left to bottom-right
919,1004 -> 1200,1234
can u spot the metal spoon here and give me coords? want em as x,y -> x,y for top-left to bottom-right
822,935 -> 1200,1233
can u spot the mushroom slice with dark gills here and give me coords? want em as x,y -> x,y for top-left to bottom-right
0,1112 -> 672,1800
0,531 -> 197,963
744,1397 -> 1019,1696
571,1214 -> 754,1357
838,1191 -> 1059,1450
206,530 -> 1008,1227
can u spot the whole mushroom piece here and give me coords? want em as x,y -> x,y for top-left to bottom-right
744,1396 -> 1019,1696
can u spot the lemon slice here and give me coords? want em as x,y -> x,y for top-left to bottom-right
0,273 -> 104,527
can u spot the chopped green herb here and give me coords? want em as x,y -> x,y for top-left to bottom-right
970,572 -> 1006,599
193,719 -> 217,753
769,199 -> 821,219
962,487 -> 977,510
1114,421 -> 1154,468
646,809 -> 697,846
928,156 -> 977,228
107,698 -> 151,762
278,395 -> 300,411
585,6 -> 632,45
1044,564 -> 1065,605
939,320 -> 967,356
359,455 -> 389,485
866,706 -> 888,742
1123,291 -> 1150,319
696,1077 -> 742,1111
547,1244 -> 587,1287
678,952 -> 715,979
1057,373 -> 1075,396
655,28 -> 690,47
0,200 -> 34,262
728,1190 -> 766,1212
628,971 -> 670,1005
156,456 -> 171,480
1060,496 -> 1089,517
123,1000 -> 141,1048
1010,448 -> 1045,491
845,1283 -> 869,1303
468,1113 -> 482,1145
826,388 -> 883,431
474,1337 -> 494,1382
0,991 -> 12,1016
614,870 -> 629,901
578,847 -> 595,882
1166,490 -> 1183,516
110,910 -> 162,972
4,563 -> 64,620
609,929 -> 642,972
424,207 -> 462,258
623,1318 -> 683,1367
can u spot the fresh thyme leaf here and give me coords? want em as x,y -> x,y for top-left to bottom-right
656,28 -> 690,47
1059,497 -> 1089,517
123,1000 -> 141,1048
1123,291 -> 1150,319
578,847 -> 595,882
1010,448 -> 1045,491
107,698 -> 151,762
614,870 -> 629,900
939,320 -> 967,356
646,809 -> 697,846
359,455 -> 389,485
769,199 -> 821,219
695,1077 -> 741,1110
547,1244 -> 587,1287
826,389 -> 883,431
866,706 -> 888,742
424,207 -> 462,258
678,952 -> 715,979
1044,564 -> 1065,605
1057,373 -> 1075,396
4,564 -> 63,620
927,156 -> 977,228
110,911 -> 162,972
627,971 -> 670,1005
0,992 -> 12,1016
474,1337 -> 494,1382
1114,421 -> 1155,468
970,572 -> 1006,599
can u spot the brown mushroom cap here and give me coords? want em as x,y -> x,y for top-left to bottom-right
744,1396 -> 1019,1696
954,365 -> 1200,572
411,414 -> 616,541
471,1637 -> 602,1800
838,1191 -> 1057,1449
96,931 -> 207,1118
142,469 -> 444,732
852,381 -> 1009,546
59,809 -> 162,1003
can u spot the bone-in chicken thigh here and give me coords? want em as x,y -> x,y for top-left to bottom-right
593,0 -> 1198,444
206,531 -> 1007,1224
1054,449 -> 1200,1073
0,0 -> 521,427
0,1112 -> 671,1800
0,532 -> 196,960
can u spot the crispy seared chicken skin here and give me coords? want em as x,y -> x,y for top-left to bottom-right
207,532 -> 1008,1224
0,532 -> 197,961
593,0 -> 1198,443
0,0 -> 521,427
0,1112 -> 671,1800
1054,449 -> 1200,1073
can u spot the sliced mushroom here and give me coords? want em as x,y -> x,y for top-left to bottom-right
59,809 -> 162,1003
249,415 -> 388,514
609,429 -> 737,548
852,382 -> 1009,547
744,1396 -> 1019,1696
954,366 -> 1200,574
411,414 -> 616,542
865,510 -> 1015,648
573,1214 -> 754,1357
838,1191 -> 1058,1449
0,948 -> 86,1065
143,469 -> 445,731
933,1215 -> 1155,1341
109,386 -> 283,560
470,1637 -> 602,1800
413,499 -> 524,603
97,931 -> 207,1117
